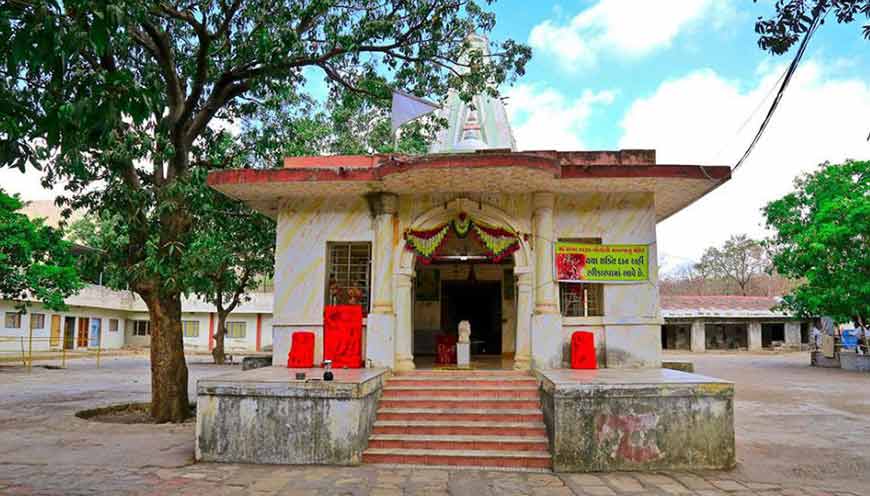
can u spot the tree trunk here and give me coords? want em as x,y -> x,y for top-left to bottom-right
212,311 -> 228,365
143,291 -> 190,422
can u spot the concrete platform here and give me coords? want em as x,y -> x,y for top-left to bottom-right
839,351 -> 870,372
537,368 -> 735,472
811,351 -> 841,368
196,366 -> 388,465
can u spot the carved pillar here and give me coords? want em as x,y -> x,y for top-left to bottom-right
394,270 -> 415,371
533,192 -> 557,314
530,191 -> 562,369
365,193 -> 398,368
513,270 -> 533,370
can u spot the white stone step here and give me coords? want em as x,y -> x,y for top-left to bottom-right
363,447 -> 551,459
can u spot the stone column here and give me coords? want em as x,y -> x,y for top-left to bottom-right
394,270 -> 415,371
513,270 -> 533,370
747,321 -> 762,351
691,320 -> 706,353
784,321 -> 801,349
365,193 -> 397,368
530,192 -> 562,369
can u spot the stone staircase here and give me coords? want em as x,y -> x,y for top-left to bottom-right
362,369 -> 552,471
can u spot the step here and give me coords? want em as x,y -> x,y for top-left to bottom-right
372,420 -> 547,437
362,448 -> 552,469
379,397 -> 540,410
376,408 -> 544,422
368,434 -> 548,452
386,377 -> 539,387
382,386 -> 539,399
395,370 -> 531,377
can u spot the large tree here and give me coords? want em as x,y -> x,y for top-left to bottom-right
764,160 -> 870,326
0,1 -> 528,421
0,189 -> 82,310
695,235 -> 769,296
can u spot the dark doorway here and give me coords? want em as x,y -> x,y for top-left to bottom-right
442,280 -> 502,355
762,323 -> 785,348
63,317 -> 75,350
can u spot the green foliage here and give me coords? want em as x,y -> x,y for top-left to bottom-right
0,189 -> 82,310
755,0 -> 870,55
764,160 -> 870,322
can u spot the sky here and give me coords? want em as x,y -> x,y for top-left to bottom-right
3,1 -> 869,271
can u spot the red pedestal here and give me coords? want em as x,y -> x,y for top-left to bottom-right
571,331 -> 597,369
287,331 -> 315,368
436,334 -> 457,365
324,305 -> 363,368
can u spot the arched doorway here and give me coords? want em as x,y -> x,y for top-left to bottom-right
395,198 -> 533,370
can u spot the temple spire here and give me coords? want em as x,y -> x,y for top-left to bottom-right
429,34 -> 517,153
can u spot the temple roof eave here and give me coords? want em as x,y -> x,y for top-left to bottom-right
207,157 -> 730,222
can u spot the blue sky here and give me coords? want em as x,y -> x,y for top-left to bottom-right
482,0 -> 870,268
3,1 -> 869,267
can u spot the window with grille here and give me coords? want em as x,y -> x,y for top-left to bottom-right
133,320 -> 150,336
4,312 -> 21,329
30,313 -> 45,329
559,237 -> 604,317
226,321 -> 246,339
182,320 -> 199,338
109,319 -> 119,333
325,242 -> 372,314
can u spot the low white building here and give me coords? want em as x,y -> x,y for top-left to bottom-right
0,284 -> 273,354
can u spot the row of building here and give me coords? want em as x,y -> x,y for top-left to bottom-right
1,284 -> 808,357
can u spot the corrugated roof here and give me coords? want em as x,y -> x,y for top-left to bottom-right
661,295 -> 796,319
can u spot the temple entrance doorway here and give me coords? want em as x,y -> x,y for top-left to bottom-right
442,278 -> 502,355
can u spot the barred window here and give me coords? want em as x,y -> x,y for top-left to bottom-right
182,320 -> 199,338
326,242 -> 372,314
226,321 -> 246,339
559,237 -> 604,317
5,312 -> 21,329
132,320 -> 150,336
109,319 -> 119,333
30,313 -> 45,329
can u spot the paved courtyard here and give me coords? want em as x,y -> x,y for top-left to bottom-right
0,352 -> 867,495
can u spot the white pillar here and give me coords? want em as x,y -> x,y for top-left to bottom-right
530,192 -> 562,369
394,270 -> 415,371
748,321 -> 762,351
533,192 -> 557,314
513,270 -> 533,370
691,320 -> 706,353
365,193 -> 397,368
784,321 -> 801,348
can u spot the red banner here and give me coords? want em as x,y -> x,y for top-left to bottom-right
324,305 -> 363,368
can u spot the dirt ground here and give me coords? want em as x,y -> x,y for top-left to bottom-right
667,351 -> 870,492
0,352 -> 867,495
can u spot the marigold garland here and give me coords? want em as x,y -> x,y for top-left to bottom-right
404,213 -> 520,263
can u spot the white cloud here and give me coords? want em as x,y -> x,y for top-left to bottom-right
505,84 -> 615,150
0,165 -> 65,200
530,0 -> 726,70
619,60 -> 870,261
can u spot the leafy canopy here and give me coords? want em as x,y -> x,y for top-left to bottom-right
755,0 -> 870,55
764,160 -> 870,323
0,189 -> 82,310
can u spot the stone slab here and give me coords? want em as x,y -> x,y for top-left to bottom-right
196,366 -> 387,465
661,360 -> 694,373
839,351 -> 870,372
536,368 -> 734,472
810,351 -> 841,368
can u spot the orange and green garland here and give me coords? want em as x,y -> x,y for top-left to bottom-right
404,212 -> 520,264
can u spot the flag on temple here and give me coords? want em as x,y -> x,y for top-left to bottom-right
391,90 -> 439,131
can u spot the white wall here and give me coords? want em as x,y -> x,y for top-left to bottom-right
0,301 -> 128,352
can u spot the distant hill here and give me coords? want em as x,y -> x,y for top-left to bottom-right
19,199 -> 82,229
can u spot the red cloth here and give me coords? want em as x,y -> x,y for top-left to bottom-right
287,331 -> 315,368
324,305 -> 363,368
571,331 -> 597,369
436,334 -> 457,365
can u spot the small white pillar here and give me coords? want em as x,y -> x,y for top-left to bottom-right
366,193 -> 398,368
691,320 -> 706,353
748,321 -> 762,351
784,321 -> 802,347
513,270 -> 533,370
394,270 -> 415,371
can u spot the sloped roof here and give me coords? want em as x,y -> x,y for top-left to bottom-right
661,295 -> 797,319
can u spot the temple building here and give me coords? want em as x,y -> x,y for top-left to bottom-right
207,81 -> 731,372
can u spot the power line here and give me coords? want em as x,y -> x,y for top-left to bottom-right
733,9 -> 826,172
